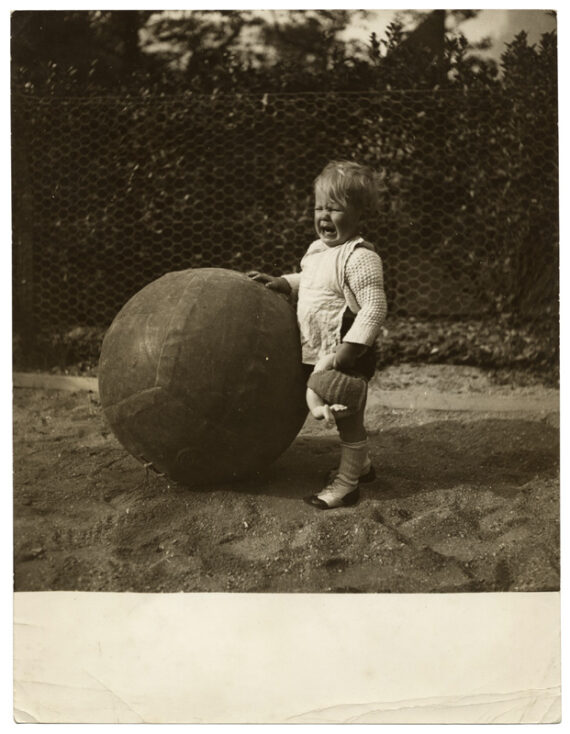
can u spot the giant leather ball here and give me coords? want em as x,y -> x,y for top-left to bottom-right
98,268 -> 307,485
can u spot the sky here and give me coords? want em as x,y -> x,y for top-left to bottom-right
141,8 -> 557,71
459,9 -> 555,56
342,9 -> 556,62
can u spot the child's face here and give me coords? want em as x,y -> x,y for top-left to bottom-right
314,190 -> 362,247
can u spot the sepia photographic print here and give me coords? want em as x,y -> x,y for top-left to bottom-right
12,7 -> 561,723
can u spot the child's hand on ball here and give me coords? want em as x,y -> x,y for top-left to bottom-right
247,272 -> 291,295
247,270 -> 267,282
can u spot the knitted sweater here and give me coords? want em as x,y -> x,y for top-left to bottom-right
283,241 -> 387,348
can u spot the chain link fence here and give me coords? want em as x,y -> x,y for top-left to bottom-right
12,90 -> 558,364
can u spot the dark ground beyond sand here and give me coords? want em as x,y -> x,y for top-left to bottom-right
13,364 -> 559,593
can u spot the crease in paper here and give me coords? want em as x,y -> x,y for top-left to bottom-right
286,687 -> 562,724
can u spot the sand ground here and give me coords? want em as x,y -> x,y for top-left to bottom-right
13,364 -> 559,593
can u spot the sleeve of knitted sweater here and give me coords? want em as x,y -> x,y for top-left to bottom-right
343,248 -> 387,346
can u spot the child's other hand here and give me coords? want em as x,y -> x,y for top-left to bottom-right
311,403 -> 347,427
314,353 -> 336,373
247,272 -> 291,295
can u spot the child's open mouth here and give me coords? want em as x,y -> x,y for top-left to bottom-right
320,224 -> 336,237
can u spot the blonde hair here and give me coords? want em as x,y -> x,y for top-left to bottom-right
314,160 -> 383,214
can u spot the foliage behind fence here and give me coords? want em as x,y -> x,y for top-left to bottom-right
12,87 -> 558,354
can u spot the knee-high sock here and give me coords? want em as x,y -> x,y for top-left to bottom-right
337,439 -> 369,489
320,439 -> 368,500
332,450 -> 371,477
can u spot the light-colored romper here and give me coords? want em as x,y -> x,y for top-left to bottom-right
284,236 -> 386,365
